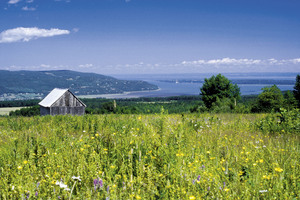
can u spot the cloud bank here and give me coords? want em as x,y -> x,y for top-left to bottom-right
181,58 -> 300,66
0,27 -> 70,43
8,0 -> 21,4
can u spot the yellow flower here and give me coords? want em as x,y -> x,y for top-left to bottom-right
259,159 -> 264,163
189,196 -> 196,200
136,195 -> 142,199
224,188 -> 230,192
103,148 -> 108,151
275,167 -> 283,172
23,160 -> 28,165
110,165 -> 116,169
17,166 -> 22,170
206,151 -> 210,154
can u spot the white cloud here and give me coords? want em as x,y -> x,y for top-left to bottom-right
8,0 -> 21,4
181,57 -> 300,66
72,28 -> 79,33
22,6 -> 36,11
182,58 -> 262,66
0,27 -> 70,43
79,64 -> 93,68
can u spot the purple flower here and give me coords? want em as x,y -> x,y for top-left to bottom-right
99,179 -> 103,188
37,182 -> 40,188
93,178 -> 99,191
197,175 -> 201,181
201,165 -> 205,169
35,191 -> 38,197
192,179 -> 195,184
208,186 -> 210,191
223,182 -> 226,189
93,178 -> 103,191
107,186 -> 109,193
26,192 -> 29,199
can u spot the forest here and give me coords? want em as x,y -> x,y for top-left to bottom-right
2,74 -> 299,116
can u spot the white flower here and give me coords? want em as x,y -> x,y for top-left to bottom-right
12,186 -> 14,190
72,176 -> 82,181
56,181 -> 70,190
259,190 -> 268,193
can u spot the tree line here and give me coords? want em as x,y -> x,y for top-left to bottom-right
5,74 -> 300,116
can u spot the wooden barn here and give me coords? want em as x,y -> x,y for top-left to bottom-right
38,88 -> 86,116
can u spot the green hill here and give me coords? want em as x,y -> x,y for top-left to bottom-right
0,70 -> 158,100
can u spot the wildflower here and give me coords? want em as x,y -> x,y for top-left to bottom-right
72,176 -> 82,181
23,160 -> 28,165
93,178 -> 103,191
110,165 -> 116,169
197,175 -> 201,181
207,186 -> 210,191
55,181 -> 70,190
259,159 -> 264,163
189,196 -> 196,200
259,190 -> 268,193
224,188 -> 229,192
35,191 -> 38,197
136,195 -> 142,199
107,186 -> 109,193
17,166 -> 22,170
274,167 -> 283,172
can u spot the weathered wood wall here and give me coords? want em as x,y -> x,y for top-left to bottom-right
52,91 -> 84,107
40,107 -> 50,116
50,106 -> 85,116
40,91 -> 85,116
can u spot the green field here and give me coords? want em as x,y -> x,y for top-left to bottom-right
0,113 -> 299,199
0,107 -> 24,116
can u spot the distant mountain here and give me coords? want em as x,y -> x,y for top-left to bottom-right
0,70 -> 158,100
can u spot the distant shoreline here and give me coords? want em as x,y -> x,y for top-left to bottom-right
78,88 -> 161,99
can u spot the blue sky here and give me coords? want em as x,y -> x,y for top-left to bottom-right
0,0 -> 300,74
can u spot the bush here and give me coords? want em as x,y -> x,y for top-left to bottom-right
256,108 -> 300,134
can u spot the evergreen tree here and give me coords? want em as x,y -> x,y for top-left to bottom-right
293,74 -> 300,107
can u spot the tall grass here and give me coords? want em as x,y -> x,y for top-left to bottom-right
0,113 -> 299,199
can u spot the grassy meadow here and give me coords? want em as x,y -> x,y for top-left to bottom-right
0,113 -> 299,199
0,107 -> 24,116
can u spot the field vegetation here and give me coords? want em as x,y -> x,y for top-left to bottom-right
0,111 -> 299,199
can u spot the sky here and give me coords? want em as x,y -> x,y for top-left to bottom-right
0,0 -> 300,74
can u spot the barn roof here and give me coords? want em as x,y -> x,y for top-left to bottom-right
38,88 -> 86,107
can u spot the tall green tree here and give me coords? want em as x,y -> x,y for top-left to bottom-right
284,91 -> 297,110
293,74 -> 300,107
200,74 -> 241,109
254,85 -> 284,112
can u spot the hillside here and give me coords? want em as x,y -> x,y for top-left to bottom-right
0,70 -> 158,100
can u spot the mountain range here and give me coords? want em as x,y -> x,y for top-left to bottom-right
0,70 -> 158,100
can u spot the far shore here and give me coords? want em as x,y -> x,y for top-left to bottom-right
78,88 -> 161,99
